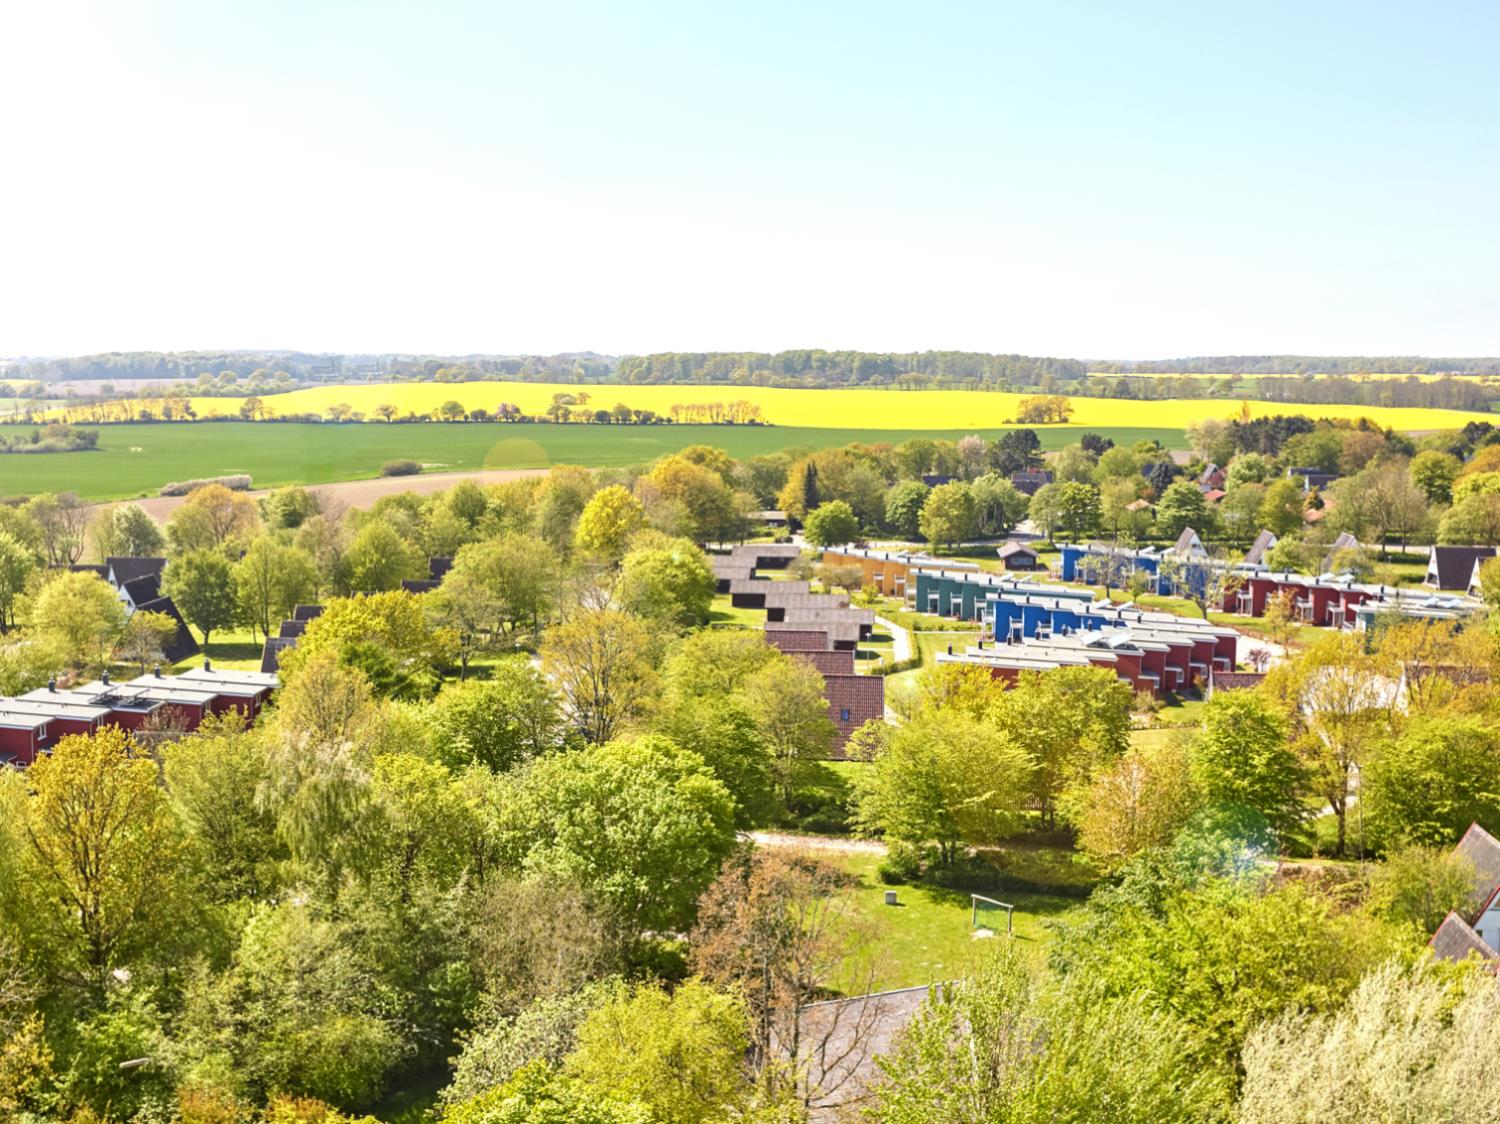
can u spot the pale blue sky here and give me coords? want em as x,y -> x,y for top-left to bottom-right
2,1 -> 1496,358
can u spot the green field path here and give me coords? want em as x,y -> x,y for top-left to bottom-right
0,421 -> 1184,500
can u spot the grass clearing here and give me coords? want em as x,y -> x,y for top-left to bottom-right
832,851 -> 1081,992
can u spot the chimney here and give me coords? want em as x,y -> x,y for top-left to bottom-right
101,671 -> 110,685
153,664 -> 162,678
47,677 -> 56,692
203,658 -> 212,671
946,644 -> 953,655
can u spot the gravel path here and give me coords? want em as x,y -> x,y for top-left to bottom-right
746,831 -> 888,855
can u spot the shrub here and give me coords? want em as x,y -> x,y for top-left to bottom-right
159,474 -> 252,496
878,841 -> 925,884
379,459 -> 421,477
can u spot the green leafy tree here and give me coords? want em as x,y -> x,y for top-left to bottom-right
234,536 -> 320,641
1054,480 -> 1102,538
1409,449 -> 1461,505
337,519 -> 425,593
92,503 -> 165,559
565,979 -> 750,1124
616,535 -> 716,628
802,501 -> 860,548
113,609 -> 180,672
969,474 -> 1028,537
853,711 -> 1033,863
179,902 -> 405,1109
1363,715 -> 1500,849
166,483 -> 262,553
541,609 -> 657,745
918,482 -> 976,547
18,727 -> 193,990
0,531 -> 36,631
869,943 -> 1230,1124
1257,477 -> 1306,538
993,666 -> 1132,829
574,485 -> 647,562
163,548 -> 238,646
443,1061 -> 654,1124
450,533 -> 561,643
1239,960 -> 1500,1124
29,570 -> 127,669
283,590 -> 456,697
883,480 -> 929,539
1155,480 -> 1209,540
735,657 -> 837,805
1190,690 -> 1306,845
1065,738 -> 1201,873
1027,482 -> 1064,542
426,661 -> 567,772
502,735 -> 736,936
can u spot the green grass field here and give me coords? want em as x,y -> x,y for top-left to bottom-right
0,421 -> 1186,500
834,852 -> 1080,991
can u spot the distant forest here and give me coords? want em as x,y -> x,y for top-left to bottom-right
4,349 -> 1500,413
1092,355 -> 1500,375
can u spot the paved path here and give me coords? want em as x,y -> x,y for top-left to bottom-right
874,616 -> 912,662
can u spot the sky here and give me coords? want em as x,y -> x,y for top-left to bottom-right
2,1 -> 1498,360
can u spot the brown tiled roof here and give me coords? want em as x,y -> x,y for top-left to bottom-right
825,675 -> 884,753
1456,823 -> 1500,919
788,649 -> 857,677
1210,671 -> 1266,693
1430,911 -> 1498,965
764,629 -> 830,653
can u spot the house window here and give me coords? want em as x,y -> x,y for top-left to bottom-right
840,708 -> 851,722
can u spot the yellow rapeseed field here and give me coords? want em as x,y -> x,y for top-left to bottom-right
185,381 -> 1495,433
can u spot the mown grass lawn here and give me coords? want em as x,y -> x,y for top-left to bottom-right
831,852 -> 1082,992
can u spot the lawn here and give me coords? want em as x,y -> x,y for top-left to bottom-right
170,380 -> 1498,433
832,852 -> 1081,992
0,421 -> 1181,501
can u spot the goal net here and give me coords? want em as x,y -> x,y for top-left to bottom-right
971,894 -> 1014,936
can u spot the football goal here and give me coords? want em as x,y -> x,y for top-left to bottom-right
971,894 -> 1014,936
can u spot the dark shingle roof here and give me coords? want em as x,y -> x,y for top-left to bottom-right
429,556 -> 454,581
260,637 -> 297,674
107,557 -> 167,584
70,564 -> 109,578
788,649 -> 857,677
1429,546 -> 1497,592
292,604 -> 324,621
401,579 -> 441,594
1430,912 -> 1498,965
1244,529 -> 1277,566
132,597 -> 200,664
278,619 -> 307,639
120,573 -> 162,606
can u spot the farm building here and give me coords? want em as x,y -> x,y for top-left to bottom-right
1426,545 -> 1497,594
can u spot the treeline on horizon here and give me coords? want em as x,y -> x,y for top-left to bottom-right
8,350 -> 1500,414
